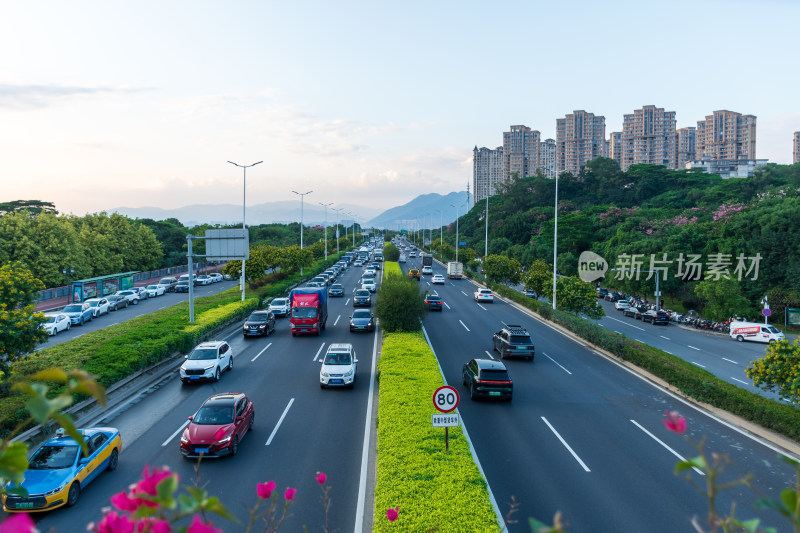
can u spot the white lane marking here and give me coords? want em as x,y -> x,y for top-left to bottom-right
251,342 -> 273,362
354,316 -> 380,533
688,345 -> 701,351
722,358 -> 737,364
158,305 -> 168,310
334,315 -> 341,326
731,377 -> 748,385
664,351 -> 673,355
660,335 -> 670,340
606,315 -> 645,331
541,417 -> 590,472
692,362 -> 706,368
162,420 -> 190,447
615,331 -> 623,335
635,339 -> 645,344
443,302 -> 451,310
266,398 -> 294,445
313,342 -> 326,361
485,350 -> 494,359
345,298 -> 351,306
461,291 -> 469,297
459,320 -> 470,332
630,419 -> 704,476
542,352 -> 571,374
477,303 -> 487,311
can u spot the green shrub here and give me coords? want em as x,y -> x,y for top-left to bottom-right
374,332 -> 498,531
376,262 -> 425,332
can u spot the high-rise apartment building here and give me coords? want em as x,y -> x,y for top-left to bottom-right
473,146 -> 504,203
620,105 -> 678,171
695,110 -> 756,161
677,127 -> 697,169
794,132 -> 800,164
502,125 -> 541,182
540,139 -> 556,178
556,110 -> 605,175
607,132 -> 622,168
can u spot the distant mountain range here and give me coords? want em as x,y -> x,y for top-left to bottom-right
110,192 -> 473,230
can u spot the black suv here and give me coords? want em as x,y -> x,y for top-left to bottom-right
492,325 -> 534,361
462,358 -> 513,401
596,287 -> 608,299
643,310 -> 669,325
242,310 -> 276,337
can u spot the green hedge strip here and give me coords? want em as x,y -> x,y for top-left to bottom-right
374,332 -> 499,531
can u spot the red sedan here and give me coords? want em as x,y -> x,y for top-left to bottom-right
180,393 -> 254,458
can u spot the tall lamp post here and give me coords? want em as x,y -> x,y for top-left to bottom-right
333,207 -> 344,255
552,173 -> 559,310
319,202 -> 333,259
63,268 -> 74,301
228,160 -> 262,301
450,203 -> 464,263
292,190 -> 313,275
485,190 -> 490,259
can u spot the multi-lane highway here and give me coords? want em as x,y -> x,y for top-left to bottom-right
400,251 -> 797,532
26,263 -> 380,532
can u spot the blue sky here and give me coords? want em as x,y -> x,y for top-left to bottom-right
1,0 -> 798,217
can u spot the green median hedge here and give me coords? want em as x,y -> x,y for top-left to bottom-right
489,282 -> 800,442
1,254 -> 348,439
374,331 -> 499,531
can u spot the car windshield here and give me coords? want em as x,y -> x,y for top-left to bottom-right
353,310 -> 371,318
86,301 -> 99,307
28,444 -> 79,470
193,406 -> 234,425
292,307 -> 317,319
355,290 -> 369,297
247,312 -> 269,322
188,348 -> 218,361
767,326 -> 780,334
324,352 -> 352,365
147,285 -> 158,290
45,316 -> 59,323
271,299 -> 286,306
480,370 -> 510,381
63,305 -> 82,313
331,285 -> 343,290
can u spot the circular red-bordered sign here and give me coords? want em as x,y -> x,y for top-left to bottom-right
433,385 -> 459,413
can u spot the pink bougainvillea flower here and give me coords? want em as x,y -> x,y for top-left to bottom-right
0,512 -> 37,533
135,465 -> 174,498
257,480 -> 276,499
387,506 -> 399,522
137,518 -> 171,533
284,487 -> 297,501
663,410 -> 687,434
186,515 -> 221,533
93,510 -> 136,533
315,472 -> 326,485
110,490 -> 143,512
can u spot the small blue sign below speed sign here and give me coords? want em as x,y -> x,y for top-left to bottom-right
433,385 -> 459,413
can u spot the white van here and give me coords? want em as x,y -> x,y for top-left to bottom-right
729,321 -> 786,344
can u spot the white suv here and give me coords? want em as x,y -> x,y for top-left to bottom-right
319,344 -> 358,388
268,298 -> 290,317
474,289 -> 494,303
180,341 -> 233,384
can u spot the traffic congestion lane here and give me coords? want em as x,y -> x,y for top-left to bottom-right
36,280 -> 239,348
28,263 -> 378,532
421,272 -> 796,531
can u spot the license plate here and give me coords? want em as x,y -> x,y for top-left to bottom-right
15,502 -> 34,509
194,448 -> 209,454
489,391 -> 501,396
190,376 -> 199,380
331,379 -> 343,384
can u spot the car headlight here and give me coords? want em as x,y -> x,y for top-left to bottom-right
321,370 -> 329,377
217,433 -> 232,444
181,432 -> 189,444
45,483 -> 67,496
344,369 -> 354,377
203,364 -> 215,371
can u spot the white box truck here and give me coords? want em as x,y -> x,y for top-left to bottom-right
729,321 -> 786,344
447,262 -> 463,279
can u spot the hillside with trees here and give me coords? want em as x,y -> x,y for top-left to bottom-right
432,159 -> 800,320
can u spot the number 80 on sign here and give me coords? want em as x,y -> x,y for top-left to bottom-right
433,385 -> 459,413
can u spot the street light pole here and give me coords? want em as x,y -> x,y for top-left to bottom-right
552,173 -> 559,310
228,160 -> 262,301
292,190 -> 313,275
484,192 -> 490,259
333,207 -> 343,255
319,202 -> 333,259
450,203 -> 463,263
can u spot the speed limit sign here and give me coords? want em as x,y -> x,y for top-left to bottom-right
433,385 -> 459,413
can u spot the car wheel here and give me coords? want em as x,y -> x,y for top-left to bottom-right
133,299 -> 138,305
320,382 -> 326,389
181,379 -> 188,385
470,384 -> 477,400
79,317 -> 84,326
67,482 -> 80,507
66,323 -> 70,331
52,328 -> 57,336
107,448 -> 119,471
228,357 -> 233,371
231,436 -> 239,456
214,368 -> 220,382
736,335 -> 744,342
249,411 -> 254,430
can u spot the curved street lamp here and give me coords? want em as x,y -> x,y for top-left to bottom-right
228,160 -> 262,301
292,190 -> 313,275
